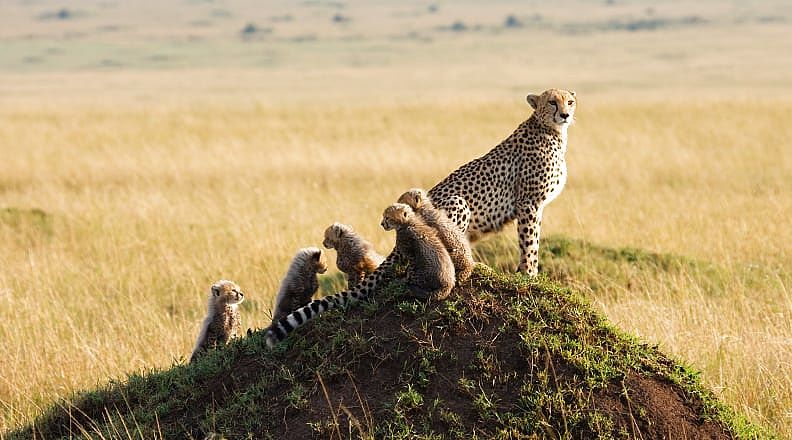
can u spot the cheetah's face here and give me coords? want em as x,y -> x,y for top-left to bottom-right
211,280 -> 245,306
322,225 -> 341,249
323,223 -> 352,249
527,89 -> 576,127
381,203 -> 413,231
380,217 -> 395,231
397,188 -> 426,210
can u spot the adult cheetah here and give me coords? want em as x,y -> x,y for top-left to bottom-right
265,89 -> 576,347
428,88 -> 577,274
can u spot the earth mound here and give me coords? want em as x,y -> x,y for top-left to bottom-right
12,265 -> 754,439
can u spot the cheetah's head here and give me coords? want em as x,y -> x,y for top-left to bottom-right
397,188 -> 428,210
381,203 -> 414,231
322,222 -> 353,249
210,280 -> 245,306
527,89 -> 576,128
299,247 -> 328,274
311,248 -> 329,274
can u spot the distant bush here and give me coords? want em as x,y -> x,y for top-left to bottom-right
565,15 -> 705,34
38,9 -> 76,21
504,15 -> 523,28
332,13 -> 350,23
240,23 -> 272,40
436,20 -> 488,33
450,21 -> 467,32
617,15 -> 703,32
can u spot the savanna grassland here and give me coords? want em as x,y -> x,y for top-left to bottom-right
1,0 -> 791,437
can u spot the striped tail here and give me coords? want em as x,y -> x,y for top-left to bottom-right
265,251 -> 400,348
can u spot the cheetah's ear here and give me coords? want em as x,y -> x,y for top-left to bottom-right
211,284 -> 222,296
312,250 -> 322,261
526,94 -> 540,110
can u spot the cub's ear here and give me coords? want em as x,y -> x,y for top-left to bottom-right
312,250 -> 322,260
526,94 -> 540,109
211,284 -> 222,296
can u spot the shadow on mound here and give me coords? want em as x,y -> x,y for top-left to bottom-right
11,267 -> 761,439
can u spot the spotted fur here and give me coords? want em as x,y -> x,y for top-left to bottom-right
381,203 -> 455,300
265,252 -> 400,348
190,280 -> 245,363
428,88 -> 576,274
270,247 -> 328,326
323,223 -> 385,289
398,188 -> 474,283
265,89 -> 576,346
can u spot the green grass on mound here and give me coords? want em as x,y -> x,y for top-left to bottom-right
8,262 -> 770,439
476,234 -> 730,296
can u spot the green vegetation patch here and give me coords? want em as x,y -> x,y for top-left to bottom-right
475,234 -> 733,299
0,207 -> 54,238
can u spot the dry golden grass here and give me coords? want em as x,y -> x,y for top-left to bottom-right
0,95 -> 789,435
2,0 -> 791,435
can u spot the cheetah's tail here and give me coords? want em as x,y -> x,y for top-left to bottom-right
264,252 -> 399,348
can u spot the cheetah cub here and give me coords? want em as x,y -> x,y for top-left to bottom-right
190,280 -> 245,363
381,203 -> 455,300
323,222 -> 385,289
271,247 -> 328,325
398,188 -> 475,283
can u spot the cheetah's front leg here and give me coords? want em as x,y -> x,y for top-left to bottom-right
516,205 -> 543,276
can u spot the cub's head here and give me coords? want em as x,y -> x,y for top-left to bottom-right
210,280 -> 244,307
300,247 -> 328,274
322,222 -> 353,249
397,188 -> 429,210
381,203 -> 414,231
526,89 -> 577,128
